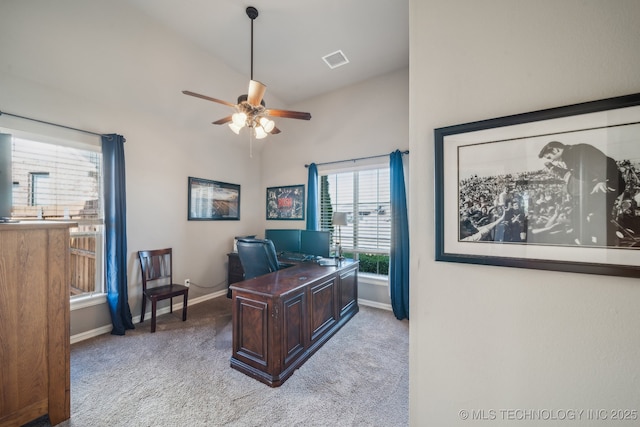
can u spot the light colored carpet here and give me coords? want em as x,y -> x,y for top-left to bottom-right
28,296 -> 409,427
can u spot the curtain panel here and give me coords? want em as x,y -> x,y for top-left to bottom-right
102,134 -> 135,335
390,149 -> 409,320
306,162 -> 319,230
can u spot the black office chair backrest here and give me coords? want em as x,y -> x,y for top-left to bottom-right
236,238 -> 280,280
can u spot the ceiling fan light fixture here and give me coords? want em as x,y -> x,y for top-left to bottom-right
228,123 -> 242,134
260,117 -> 275,133
182,5 -> 310,149
254,126 -> 268,139
232,112 -> 247,127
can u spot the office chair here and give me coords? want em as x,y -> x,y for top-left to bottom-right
138,248 -> 189,333
236,238 -> 280,280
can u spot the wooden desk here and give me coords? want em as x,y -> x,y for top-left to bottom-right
0,221 -> 74,426
229,259 -> 358,387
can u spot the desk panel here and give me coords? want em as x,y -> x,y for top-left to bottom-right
235,297 -> 269,368
309,278 -> 338,343
230,260 -> 358,387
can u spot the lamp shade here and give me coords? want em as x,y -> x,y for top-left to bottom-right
228,123 -> 242,134
232,112 -> 247,127
254,126 -> 268,139
332,212 -> 348,226
259,117 -> 275,133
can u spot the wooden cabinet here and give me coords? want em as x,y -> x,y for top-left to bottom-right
0,222 -> 74,426
230,260 -> 358,387
226,252 -> 245,297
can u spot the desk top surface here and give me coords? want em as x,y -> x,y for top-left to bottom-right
229,259 -> 358,297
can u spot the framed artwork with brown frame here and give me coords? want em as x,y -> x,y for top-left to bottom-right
188,176 -> 240,220
266,184 -> 305,220
434,92 -> 640,278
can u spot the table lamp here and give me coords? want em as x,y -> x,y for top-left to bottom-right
332,212 -> 348,259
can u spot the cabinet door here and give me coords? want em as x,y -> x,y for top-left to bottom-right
339,267 -> 358,316
281,290 -> 306,368
308,277 -> 338,344
0,230 -> 48,422
233,295 -> 269,369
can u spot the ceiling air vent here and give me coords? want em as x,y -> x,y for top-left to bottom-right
322,50 -> 349,69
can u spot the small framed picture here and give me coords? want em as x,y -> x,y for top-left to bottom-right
188,177 -> 240,220
266,184 -> 305,220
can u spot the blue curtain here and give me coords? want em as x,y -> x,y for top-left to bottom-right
306,163 -> 319,230
390,150 -> 409,320
102,134 -> 135,335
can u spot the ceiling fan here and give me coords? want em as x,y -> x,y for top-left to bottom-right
182,6 -> 311,139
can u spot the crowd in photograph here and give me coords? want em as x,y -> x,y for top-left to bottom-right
459,159 -> 640,248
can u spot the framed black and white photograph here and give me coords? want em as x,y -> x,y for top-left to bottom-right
435,93 -> 640,277
266,184 -> 305,220
188,177 -> 240,220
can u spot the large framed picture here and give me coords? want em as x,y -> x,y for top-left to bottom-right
188,177 -> 240,220
266,184 -> 305,220
435,93 -> 640,278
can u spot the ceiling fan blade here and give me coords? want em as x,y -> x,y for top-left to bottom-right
269,126 -> 281,135
265,109 -> 312,120
247,80 -> 266,106
182,90 -> 236,107
212,116 -> 233,125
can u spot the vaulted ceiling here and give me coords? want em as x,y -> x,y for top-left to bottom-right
126,0 -> 409,105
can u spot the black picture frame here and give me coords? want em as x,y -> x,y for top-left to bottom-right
434,93 -> 640,278
188,176 -> 240,220
266,184 -> 305,220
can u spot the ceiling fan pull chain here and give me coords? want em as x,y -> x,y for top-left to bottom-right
249,130 -> 254,158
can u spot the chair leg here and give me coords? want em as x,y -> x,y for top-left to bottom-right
140,296 -> 147,323
151,299 -> 157,333
169,297 -> 173,313
182,293 -> 188,321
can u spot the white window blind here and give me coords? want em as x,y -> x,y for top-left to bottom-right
11,137 -> 102,220
320,167 -> 391,253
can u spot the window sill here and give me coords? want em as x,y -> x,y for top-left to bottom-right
71,293 -> 107,311
359,273 -> 389,287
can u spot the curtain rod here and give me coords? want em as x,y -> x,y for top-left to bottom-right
304,150 -> 408,168
0,110 -> 124,142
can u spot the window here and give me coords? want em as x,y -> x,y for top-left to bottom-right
5,131 -> 105,301
29,172 -> 51,206
320,166 -> 391,276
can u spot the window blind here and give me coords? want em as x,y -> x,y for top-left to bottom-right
11,136 -> 102,220
320,167 -> 391,253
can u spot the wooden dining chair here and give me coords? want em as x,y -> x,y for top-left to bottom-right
138,248 -> 189,333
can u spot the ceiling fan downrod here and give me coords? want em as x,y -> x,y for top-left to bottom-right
246,6 -> 258,81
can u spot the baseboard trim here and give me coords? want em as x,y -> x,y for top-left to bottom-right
71,291 -> 389,344
358,298 -> 392,311
70,290 -> 227,344
71,324 -> 113,344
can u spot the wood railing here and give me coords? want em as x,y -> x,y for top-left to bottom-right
70,232 -> 96,296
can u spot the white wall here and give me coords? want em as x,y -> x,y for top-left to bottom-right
261,68 -> 409,197
0,0 -> 269,334
410,0 -> 640,425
